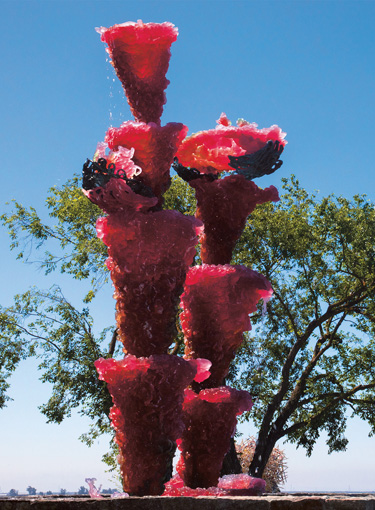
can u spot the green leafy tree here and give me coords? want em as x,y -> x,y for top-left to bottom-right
7,489 -> 18,497
26,486 -> 37,495
77,486 -> 89,495
230,176 -> 375,476
1,174 -> 375,478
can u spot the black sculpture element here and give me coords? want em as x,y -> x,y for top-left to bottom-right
82,158 -> 155,198
228,140 -> 284,180
172,157 -> 218,183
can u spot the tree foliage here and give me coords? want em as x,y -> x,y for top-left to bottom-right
1,174 -> 375,477
230,176 -> 375,475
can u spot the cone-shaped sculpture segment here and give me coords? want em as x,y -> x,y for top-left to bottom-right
97,20 -> 178,124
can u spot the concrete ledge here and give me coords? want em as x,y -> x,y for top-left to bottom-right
1,494 -> 375,510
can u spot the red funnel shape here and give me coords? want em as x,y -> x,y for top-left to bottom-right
95,355 -> 209,496
96,210 -> 203,356
191,173 -> 279,264
177,387 -> 253,488
180,264 -> 273,387
176,113 -> 286,174
106,121 -> 188,199
98,20 -> 178,124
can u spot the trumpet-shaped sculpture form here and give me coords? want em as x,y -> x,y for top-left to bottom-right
176,113 -> 286,174
95,355 -> 211,496
96,210 -> 203,356
98,20 -> 178,124
106,120 -> 188,199
180,264 -> 273,387
191,173 -> 279,264
177,387 -> 253,488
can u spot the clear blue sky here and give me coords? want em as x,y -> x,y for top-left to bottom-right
1,0 -> 375,494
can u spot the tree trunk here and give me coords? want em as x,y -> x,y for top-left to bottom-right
220,437 -> 242,476
248,429 -> 280,478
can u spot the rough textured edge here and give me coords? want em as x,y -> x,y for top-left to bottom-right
0,494 -> 374,510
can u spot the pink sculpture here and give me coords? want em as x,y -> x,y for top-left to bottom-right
106,121 -> 188,200
95,355 -> 210,495
174,113 -> 285,265
82,19 -> 286,496
190,174 -> 279,265
176,113 -> 286,174
97,21 -> 178,124
163,474 -> 265,497
176,387 -> 253,488
97,209 -> 202,357
180,264 -> 273,388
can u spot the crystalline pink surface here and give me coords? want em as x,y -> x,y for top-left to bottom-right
106,121 -> 188,199
191,173 -> 279,265
94,143 -> 142,179
95,355 -> 204,496
97,210 -> 203,356
180,264 -> 273,387
162,474 -> 265,497
98,20 -> 178,124
177,387 -> 253,489
176,113 -> 287,174
83,178 -> 158,215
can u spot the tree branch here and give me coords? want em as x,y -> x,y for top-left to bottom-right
108,328 -> 118,357
282,381 -> 375,437
2,319 -> 62,354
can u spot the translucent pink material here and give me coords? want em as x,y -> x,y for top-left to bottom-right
94,143 -> 142,178
176,113 -> 287,174
218,474 -> 266,495
177,387 -> 253,489
98,20 -> 178,124
83,178 -> 158,215
106,121 -> 188,199
163,474 -> 265,496
96,210 -> 203,356
181,264 -> 273,387
191,173 -> 279,265
95,355 -> 209,496
85,478 -> 102,498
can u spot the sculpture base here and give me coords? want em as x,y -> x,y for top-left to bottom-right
1,493 -> 374,509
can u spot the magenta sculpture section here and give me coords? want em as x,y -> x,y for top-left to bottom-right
180,264 -> 273,388
97,210 -> 202,357
190,175 -> 279,265
176,387 -> 253,489
98,20 -> 178,124
83,19 -> 286,497
95,355 -> 210,495
106,121 -> 188,200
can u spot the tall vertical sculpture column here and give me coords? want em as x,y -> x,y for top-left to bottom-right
83,20 -> 286,495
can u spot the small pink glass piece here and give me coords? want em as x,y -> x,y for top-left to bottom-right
177,387 -> 253,489
96,210 -> 203,356
181,264 -> 273,387
98,20 -> 178,124
94,143 -> 142,179
191,173 -> 279,265
176,113 -> 287,174
85,478 -> 102,498
95,355 -> 208,496
106,121 -> 188,199
162,473 -> 265,496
